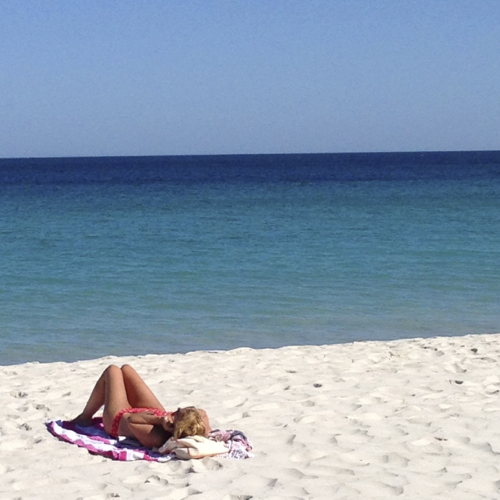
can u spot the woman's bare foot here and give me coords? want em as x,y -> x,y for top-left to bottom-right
70,413 -> 94,426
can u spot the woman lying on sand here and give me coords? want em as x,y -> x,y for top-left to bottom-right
71,364 -> 211,449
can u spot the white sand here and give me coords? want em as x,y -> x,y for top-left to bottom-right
1,333 -> 500,499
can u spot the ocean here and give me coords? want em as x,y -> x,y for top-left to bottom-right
1,152 -> 499,365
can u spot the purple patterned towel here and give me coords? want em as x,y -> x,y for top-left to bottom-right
208,429 -> 254,460
46,418 -> 253,461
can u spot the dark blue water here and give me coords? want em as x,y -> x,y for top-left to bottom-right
1,151 -> 499,365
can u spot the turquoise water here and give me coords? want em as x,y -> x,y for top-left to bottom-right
1,153 -> 499,364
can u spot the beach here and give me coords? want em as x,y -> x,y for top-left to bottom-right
1,333 -> 499,499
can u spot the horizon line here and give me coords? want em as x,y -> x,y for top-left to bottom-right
2,148 -> 500,161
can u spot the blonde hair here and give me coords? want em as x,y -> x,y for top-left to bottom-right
173,407 -> 206,439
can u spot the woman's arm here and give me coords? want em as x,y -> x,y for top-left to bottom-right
197,409 -> 212,435
126,413 -> 169,449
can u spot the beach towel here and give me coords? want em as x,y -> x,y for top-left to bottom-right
46,418 -> 253,461
207,429 -> 254,460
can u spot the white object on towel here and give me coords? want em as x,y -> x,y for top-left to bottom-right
158,435 -> 228,459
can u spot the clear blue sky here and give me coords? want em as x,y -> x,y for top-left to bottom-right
1,1 -> 499,158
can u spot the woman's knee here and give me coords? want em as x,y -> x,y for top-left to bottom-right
104,364 -> 122,378
121,364 -> 137,375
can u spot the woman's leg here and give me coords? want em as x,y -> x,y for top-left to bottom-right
72,365 -> 130,431
121,364 -> 165,411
